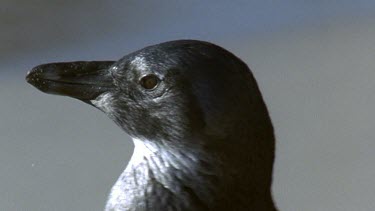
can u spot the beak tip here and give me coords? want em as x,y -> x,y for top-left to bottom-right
26,70 -> 34,84
26,67 -> 39,86
26,70 -> 32,81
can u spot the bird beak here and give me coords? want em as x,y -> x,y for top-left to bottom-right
26,61 -> 115,103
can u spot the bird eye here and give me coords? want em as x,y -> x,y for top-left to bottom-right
140,74 -> 159,90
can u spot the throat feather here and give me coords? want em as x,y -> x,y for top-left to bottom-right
105,138 -> 218,211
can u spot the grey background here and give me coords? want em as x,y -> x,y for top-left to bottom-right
2,1 -> 375,210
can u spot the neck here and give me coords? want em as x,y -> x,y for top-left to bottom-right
105,138 -> 277,211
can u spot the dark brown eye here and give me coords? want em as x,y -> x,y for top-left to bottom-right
140,74 -> 159,90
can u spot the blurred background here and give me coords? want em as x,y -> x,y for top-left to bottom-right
2,1 -> 375,210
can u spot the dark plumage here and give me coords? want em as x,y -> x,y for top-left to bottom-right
26,40 -> 277,211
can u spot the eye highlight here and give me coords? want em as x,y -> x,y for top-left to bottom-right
139,74 -> 159,90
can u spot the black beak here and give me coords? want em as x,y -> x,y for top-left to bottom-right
26,61 -> 116,102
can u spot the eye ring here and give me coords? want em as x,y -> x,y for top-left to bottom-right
139,74 -> 160,90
